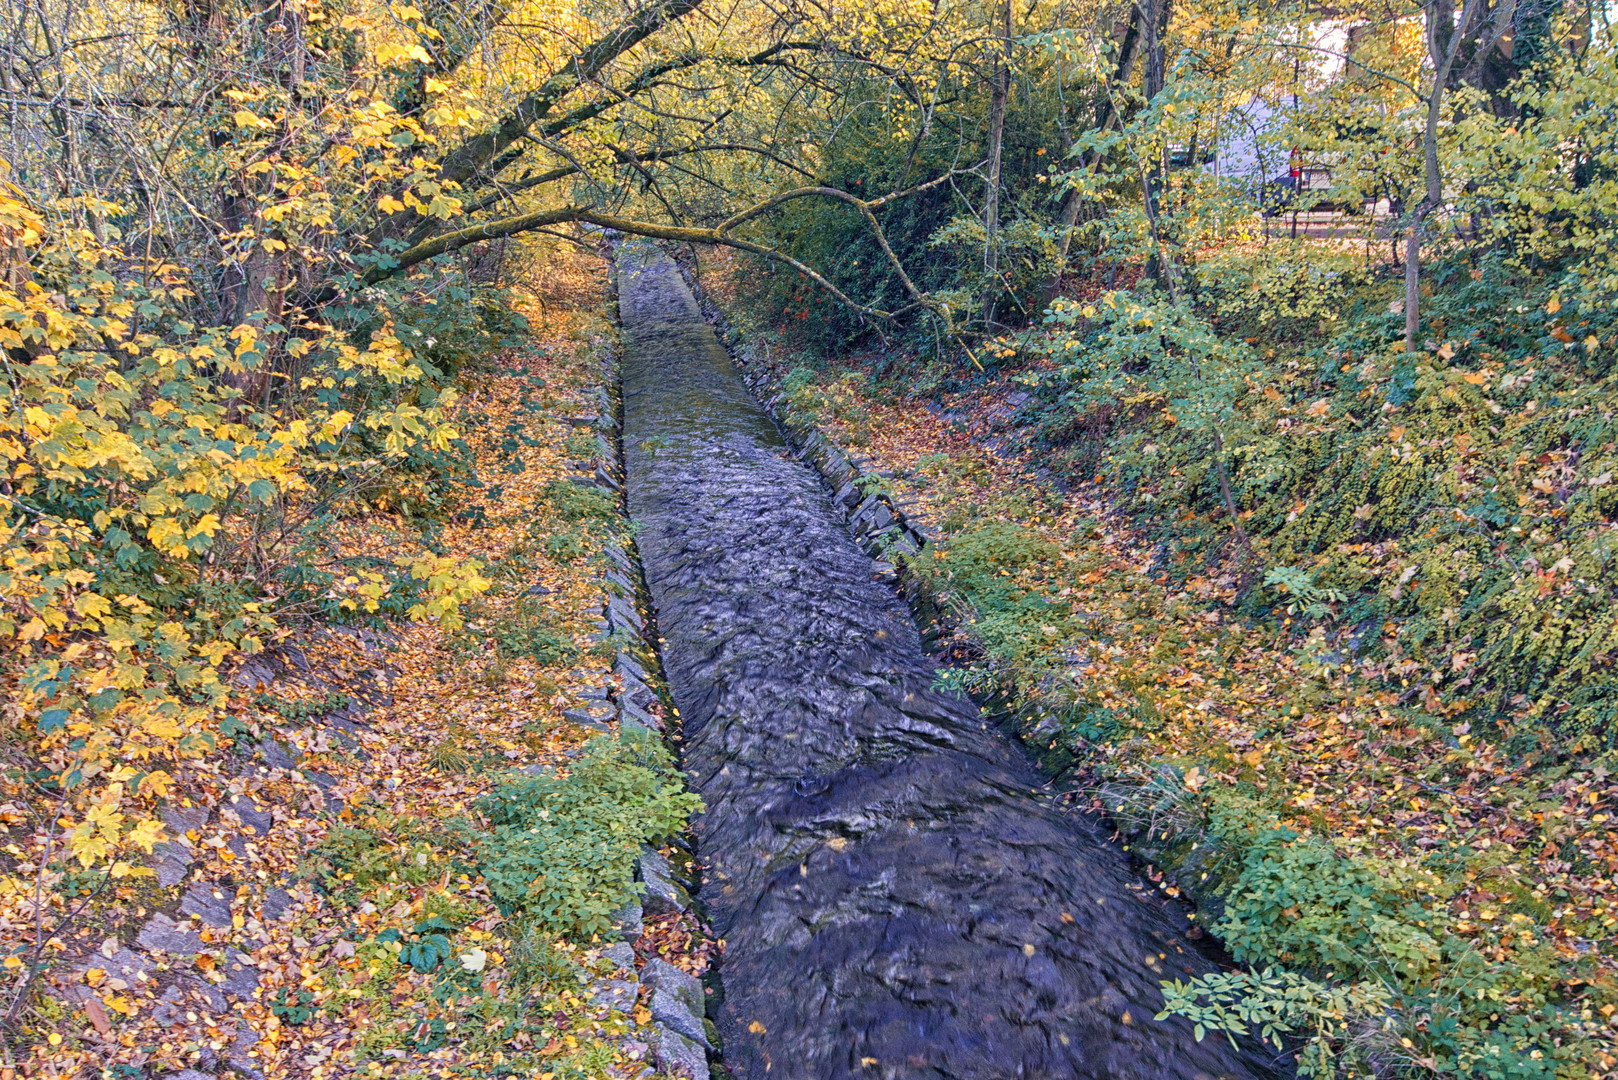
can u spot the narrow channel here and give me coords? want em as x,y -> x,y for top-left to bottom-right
615,241 -> 1278,1080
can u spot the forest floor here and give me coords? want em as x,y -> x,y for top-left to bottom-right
693,248 -> 1618,1077
9,251 -> 708,1080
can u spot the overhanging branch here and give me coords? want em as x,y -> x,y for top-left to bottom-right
367,176 -> 965,327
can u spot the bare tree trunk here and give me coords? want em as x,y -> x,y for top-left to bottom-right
1141,0 -> 1172,286
982,0 -> 1012,327
1404,220 -> 1421,352
1039,3 -> 1144,307
1407,0 -> 1484,352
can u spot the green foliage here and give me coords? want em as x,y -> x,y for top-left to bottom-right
376,916 -> 460,972
1159,967 -> 1393,1078
1129,789 -> 1602,1078
1263,566 -> 1347,621
1195,246 -> 1372,337
907,519 -> 1070,663
310,822 -> 446,898
542,479 -> 619,525
1038,286 -> 1255,494
270,987 -> 316,1026
562,429 -> 600,461
453,596 -> 578,667
252,692 -> 356,722
475,732 -> 702,936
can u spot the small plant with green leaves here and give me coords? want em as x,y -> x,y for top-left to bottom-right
476,731 -> 703,936
1262,566 -> 1348,622
375,916 -> 460,973
1158,966 -> 1393,1078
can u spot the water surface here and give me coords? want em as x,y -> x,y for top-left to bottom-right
617,242 -> 1276,1080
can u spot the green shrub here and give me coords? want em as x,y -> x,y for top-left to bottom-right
476,732 -> 702,936
543,479 -> 619,524
1150,792 -> 1600,1078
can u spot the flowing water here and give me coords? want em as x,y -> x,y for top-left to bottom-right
616,242 -> 1278,1080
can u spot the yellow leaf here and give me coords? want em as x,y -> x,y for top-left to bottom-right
1546,297 -> 1561,314
142,716 -> 183,740
75,592 -> 113,621
146,517 -> 186,555
127,817 -> 167,853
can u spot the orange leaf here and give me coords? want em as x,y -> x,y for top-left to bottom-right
85,996 -> 111,1036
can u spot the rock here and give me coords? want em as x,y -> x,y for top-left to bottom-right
637,849 -> 690,916
232,657 -> 277,689
228,1024 -> 265,1078
610,897 -> 643,941
180,884 -> 232,929
643,958 -> 709,1047
137,913 -> 201,955
562,703 -> 615,731
164,805 -> 209,834
591,973 -> 639,1011
64,946 -> 151,1004
261,886 -> 294,922
149,985 -> 187,1026
617,671 -> 656,709
151,844 -> 194,888
302,770 -> 344,809
187,976 -> 229,1014
607,596 -> 642,632
525,583 -> 553,596
166,1070 -> 218,1080
256,738 -> 297,771
219,948 -> 260,998
654,1027 -> 710,1080
614,651 -> 651,685
861,503 -> 895,534
619,700 -> 664,733
602,942 -> 637,971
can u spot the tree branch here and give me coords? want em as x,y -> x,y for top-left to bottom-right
368,176 -> 964,324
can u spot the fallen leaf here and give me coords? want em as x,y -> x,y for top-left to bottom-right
85,996 -> 110,1036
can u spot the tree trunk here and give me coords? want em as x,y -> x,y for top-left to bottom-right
1404,219 -> 1421,352
1141,0 -> 1171,287
982,0 -> 1012,327
1039,4 -> 1143,306
1407,0 -> 1484,352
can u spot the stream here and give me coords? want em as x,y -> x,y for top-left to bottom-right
615,241 -> 1279,1080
